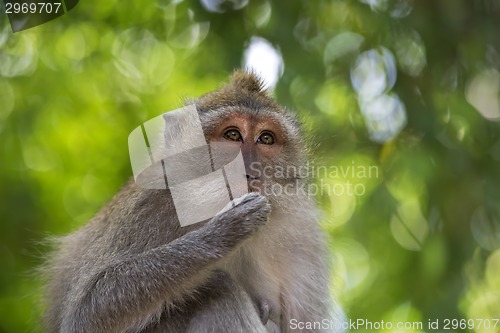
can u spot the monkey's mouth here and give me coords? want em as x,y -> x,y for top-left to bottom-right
246,174 -> 262,192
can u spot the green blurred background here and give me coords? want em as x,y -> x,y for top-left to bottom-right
1,0 -> 500,332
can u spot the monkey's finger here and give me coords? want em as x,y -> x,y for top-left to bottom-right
218,192 -> 270,216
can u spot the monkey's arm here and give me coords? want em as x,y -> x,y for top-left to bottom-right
59,192 -> 270,333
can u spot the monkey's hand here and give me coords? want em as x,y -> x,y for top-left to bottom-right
203,192 -> 271,252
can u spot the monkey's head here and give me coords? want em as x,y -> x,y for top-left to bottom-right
194,70 -> 309,203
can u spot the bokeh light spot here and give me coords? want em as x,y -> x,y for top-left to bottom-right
170,22 -> 210,49
200,0 -> 249,13
243,37 -> 284,90
0,33 -> 38,77
112,29 -> 175,92
324,32 -> 364,65
471,206 -> 500,251
394,30 -> 426,77
390,199 -> 429,251
334,239 -> 371,292
351,47 -> 397,100
359,93 -> 407,143
466,68 -> 500,121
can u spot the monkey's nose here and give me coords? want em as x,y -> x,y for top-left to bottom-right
246,174 -> 260,180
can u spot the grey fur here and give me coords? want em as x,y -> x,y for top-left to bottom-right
42,71 -> 341,333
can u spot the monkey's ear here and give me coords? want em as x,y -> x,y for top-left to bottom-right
229,70 -> 265,93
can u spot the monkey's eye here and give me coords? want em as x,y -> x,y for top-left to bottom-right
257,132 -> 275,145
223,128 -> 243,142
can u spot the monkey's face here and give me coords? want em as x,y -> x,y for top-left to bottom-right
200,106 -> 307,200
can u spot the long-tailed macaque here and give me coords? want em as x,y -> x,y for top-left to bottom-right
42,70 -> 342,333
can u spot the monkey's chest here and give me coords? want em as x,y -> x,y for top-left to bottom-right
225,247 -> 284,326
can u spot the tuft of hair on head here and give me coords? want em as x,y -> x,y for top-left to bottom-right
228,69 -> 266,93
195,69 -> 283,113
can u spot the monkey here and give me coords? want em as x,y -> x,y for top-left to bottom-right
41,70 -> 342,333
